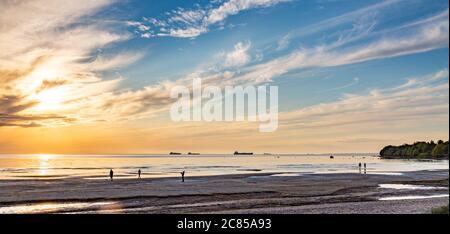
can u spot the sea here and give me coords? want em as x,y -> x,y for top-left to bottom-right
0,154 -> 448,180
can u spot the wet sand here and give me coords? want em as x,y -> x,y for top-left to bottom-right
0,170 -> 448,214
210,198 -> 449,214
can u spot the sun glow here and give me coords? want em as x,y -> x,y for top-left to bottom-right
21,62 -> 71,112
33,88 -> 66,111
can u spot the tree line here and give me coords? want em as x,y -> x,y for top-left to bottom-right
380,140 -> 449,158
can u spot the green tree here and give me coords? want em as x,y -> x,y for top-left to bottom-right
380,140 -> 448,158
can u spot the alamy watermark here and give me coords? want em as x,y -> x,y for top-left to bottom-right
170,78 -> 279,132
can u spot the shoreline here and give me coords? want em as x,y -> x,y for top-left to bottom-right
0,169 -> 448,214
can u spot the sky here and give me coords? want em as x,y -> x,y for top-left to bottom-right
0,0 -> 448,154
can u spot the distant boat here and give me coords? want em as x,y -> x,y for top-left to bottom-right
263,153 -> 272,155
188,152 -> 200,155
170,152 -> 182,155
234,151 -> 253,155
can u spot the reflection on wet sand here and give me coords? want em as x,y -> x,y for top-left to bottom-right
0,201 -> 116,214
379,194 -> 449,201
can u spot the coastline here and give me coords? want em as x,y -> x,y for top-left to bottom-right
0,170 -> 448,214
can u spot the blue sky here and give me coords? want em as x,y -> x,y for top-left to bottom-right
0,0 -> 448,153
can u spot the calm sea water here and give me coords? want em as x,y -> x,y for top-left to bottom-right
0,154 -> 448,180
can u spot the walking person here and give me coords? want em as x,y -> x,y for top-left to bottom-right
109,169 -> 114,181
358,162 -> 362,174
364,163 -> 367,174
181,170 -> 185,182
138,169 -> 141,179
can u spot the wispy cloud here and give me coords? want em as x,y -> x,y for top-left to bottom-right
318,77 -> 359,93
276,34 -> 291,51
129,0 -> 291,38
289,0 -> 402,38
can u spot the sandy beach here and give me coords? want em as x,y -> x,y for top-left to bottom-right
0,170 -> 448,214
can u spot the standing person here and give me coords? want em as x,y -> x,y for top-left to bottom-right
138,169 -> 141,179
109,169 -> 114,181
181,171 -> 185,182
358,163 -> 362,174
364,163 -> 367,174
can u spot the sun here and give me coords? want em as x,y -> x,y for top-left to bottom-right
24,64 -> 69,112
33,88 -> 66,111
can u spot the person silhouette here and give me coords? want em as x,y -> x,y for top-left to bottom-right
109,169 -> 114,181
181,171 -> 185,182
364,163 -> 367,174
138,169 -> 141,179
358,163 -> 362,174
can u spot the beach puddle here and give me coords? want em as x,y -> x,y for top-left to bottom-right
0,201 -> 115,214
379,184 -> 447,190
379,194 -> 449,201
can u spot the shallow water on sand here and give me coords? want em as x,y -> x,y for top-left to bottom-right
0,154 -> 448,180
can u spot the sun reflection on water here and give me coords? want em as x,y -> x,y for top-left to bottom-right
36,154 -> 54,175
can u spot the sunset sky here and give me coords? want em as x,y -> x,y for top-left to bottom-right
0,0 -> 449,154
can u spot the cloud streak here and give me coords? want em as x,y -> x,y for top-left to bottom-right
130,0 -> 291,38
